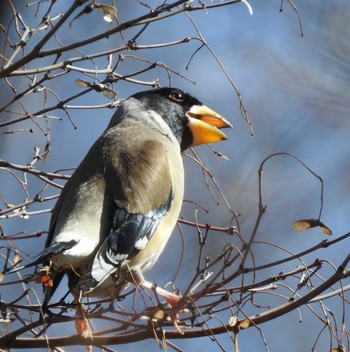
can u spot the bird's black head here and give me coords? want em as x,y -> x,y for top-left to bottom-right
132,88 -> 202,151
129,87 -> 231,151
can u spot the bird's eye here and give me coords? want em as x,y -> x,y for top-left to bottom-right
169,90 -> 184,103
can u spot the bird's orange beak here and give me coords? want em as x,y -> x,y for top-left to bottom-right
186,105 -> 231,146
187,105 -> 232,129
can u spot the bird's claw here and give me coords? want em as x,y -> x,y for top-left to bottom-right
142,281 -> 186,334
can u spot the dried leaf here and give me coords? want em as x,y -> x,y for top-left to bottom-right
0,273 -> 4,282
75,79 -> 116,99
75,318 -> 89,336
152,309 -> 165,320
35,273 -> 53,287
95,3 -> 117,22
13,252 -> 20,265
75,78 -> 90,88
103,15 -> 113,22
291,218 -> 332,235
229,316 -> 238,327
320,223 -> 332,235
100,87 -> 117,99
238,319 -> 250,329
35,266 -> 53,287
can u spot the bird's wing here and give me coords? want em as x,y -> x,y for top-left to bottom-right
40,135 -> 109,307
78,134 -> 175,292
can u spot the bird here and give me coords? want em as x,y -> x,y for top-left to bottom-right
9,88 -> 231,330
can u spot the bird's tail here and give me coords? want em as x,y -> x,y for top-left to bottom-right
42,271 -> 65,312
2,257 -> 42,275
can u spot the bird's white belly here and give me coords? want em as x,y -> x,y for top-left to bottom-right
51,214 -> 103,268
51,233 -> 99,268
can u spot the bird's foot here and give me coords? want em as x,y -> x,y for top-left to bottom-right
141,281 -> 186,334
73,292 -> 93,351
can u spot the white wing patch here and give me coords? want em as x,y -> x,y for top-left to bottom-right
134,235 -> 149,250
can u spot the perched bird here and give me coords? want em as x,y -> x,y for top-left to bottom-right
12,88 -> 231,316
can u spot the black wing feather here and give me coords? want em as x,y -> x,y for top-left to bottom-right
77,187 -> 173,293
108,188 -> 173,260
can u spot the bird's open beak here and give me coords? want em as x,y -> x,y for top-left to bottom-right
187,105 -> 232,129
186,105 -> 232,147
